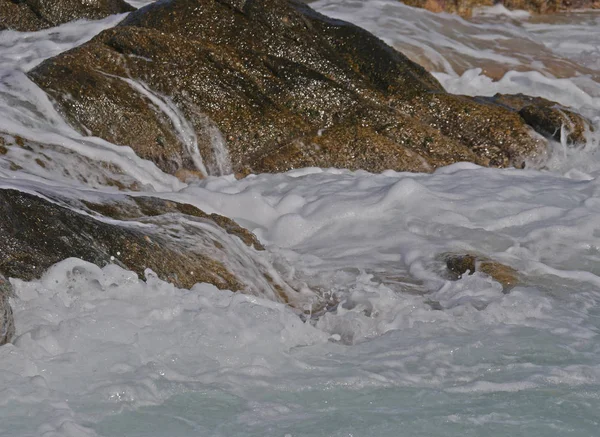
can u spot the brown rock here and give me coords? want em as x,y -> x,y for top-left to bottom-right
484,93 -> 591,145
0,133 -> 142,190
445,253 -> 519,291
401,0 -> 492,17
401,93 -> 546,167
29,0 -> 550,177
502,0 -> 600,14
399,0 -> 600,16
0,0 -> 135,32
0,189 -> 293,300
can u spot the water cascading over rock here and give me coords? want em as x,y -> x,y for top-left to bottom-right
28,0 -> 587,177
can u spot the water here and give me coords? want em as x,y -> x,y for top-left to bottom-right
1,1 -> 600,436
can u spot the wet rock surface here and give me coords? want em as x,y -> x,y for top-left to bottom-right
29,0 -> 554,176
0,133 -> 145,190
483,93 -> 591,145
400,0 -> 600,17
0,188 -> 277,294
0,0 -> 134,32
445,253 -> 520,291
0,274 -> 14,346
501,0 -> 600,14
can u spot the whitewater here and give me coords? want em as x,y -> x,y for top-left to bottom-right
1,1 -> 600,435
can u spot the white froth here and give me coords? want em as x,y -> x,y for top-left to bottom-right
1,1 -> 600,436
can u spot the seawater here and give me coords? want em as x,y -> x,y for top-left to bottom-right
1,1 -> 600,436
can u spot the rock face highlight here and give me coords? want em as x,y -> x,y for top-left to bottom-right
29,0 -> 554,177
0,0 -> 135,31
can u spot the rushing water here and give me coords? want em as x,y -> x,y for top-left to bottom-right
1,1 -> 600,436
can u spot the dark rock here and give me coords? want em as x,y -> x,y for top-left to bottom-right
0,189 -> 292,299
0,274 -> 14,346
81,195 -> 265,250
29,0 -> 549,176
483,93 -> 591,145
0,0 -> 135,32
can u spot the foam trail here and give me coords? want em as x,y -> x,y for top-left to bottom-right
206,123 -> 232,176
0,73 -> 183,192
312,0 -> 600,80
120,78 -> 209,177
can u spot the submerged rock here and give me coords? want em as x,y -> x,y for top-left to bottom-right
0,0 -> 135,32
0,189 -> 295,302
30,0 -> 551,176
445,253 -> 519,291
400,0 -> 599,17
0,274 -> 14,346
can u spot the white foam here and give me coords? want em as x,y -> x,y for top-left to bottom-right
472,4 -> 531,19
118,78 -> 209,177
1,2 -> 600,435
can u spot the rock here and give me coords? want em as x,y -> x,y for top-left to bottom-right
401,0 -> 490,16
0,189 -> 297,303
401,93 -> 545,168
249,120 -> 483,174
399,0 -> 599,17
502,0 -> 600,14
29,0 -> 549,176
445,253 -> 519,291
0,0 -> 135,32
80,195 -> 265,251
0,132 -> 145,190
482,94 -> 591,145
0,274 -> 14,346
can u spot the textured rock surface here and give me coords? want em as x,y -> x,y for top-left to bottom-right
30,0 -> 550,176
445,253 -> 519,291
483,94 -> 591,145
0,274 -> 14,346
0,188 -> 280,295
0,0 -> 134,32
502,0 -> 600,14
400,0 -> 600,17
401,0 -> 491,15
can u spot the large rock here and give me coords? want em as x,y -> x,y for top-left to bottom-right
0,0 -> 135,32
29,0 -> 553,176
0,188 -> 300,305
400,0 -> 599,16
